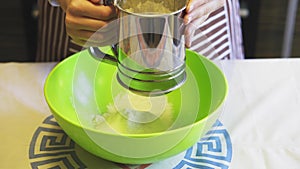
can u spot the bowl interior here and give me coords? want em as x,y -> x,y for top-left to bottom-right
45,49 -> 227,136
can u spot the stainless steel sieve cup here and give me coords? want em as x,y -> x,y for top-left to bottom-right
89,0 -> 187,96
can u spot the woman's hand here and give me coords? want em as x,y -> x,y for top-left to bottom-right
184,0 -> 224,48
57,0 -> 118,46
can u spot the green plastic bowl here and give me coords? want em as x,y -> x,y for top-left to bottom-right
44,49 -> 228,164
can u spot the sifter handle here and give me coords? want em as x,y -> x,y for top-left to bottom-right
99,0 -> 115,5
88,46 -> 118,66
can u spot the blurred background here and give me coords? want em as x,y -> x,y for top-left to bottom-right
0,0 -> 299,62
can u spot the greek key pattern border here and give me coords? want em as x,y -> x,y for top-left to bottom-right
29,115 -> 86,169
174,120 -> 233,169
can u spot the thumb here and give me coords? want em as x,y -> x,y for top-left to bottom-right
185,14 -> 209,48
89,0 -> 100,4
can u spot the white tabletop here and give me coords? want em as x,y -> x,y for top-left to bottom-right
217,59 -> 300,168
1,58 -> 300,169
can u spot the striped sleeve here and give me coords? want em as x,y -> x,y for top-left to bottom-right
189,0 -> 244,60
36,0 -> 81,62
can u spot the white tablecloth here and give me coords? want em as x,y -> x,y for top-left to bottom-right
216,59 -> 300,169
1,58 -> 300,169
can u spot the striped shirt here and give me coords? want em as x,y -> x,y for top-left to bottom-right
36,0 -> 244,62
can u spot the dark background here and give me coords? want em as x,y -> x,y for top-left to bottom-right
241,0 -> 300,58
0,0 -> 299,62
0,0 -> 37,61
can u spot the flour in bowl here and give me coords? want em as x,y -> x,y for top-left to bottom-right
92,92 -> 175,134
